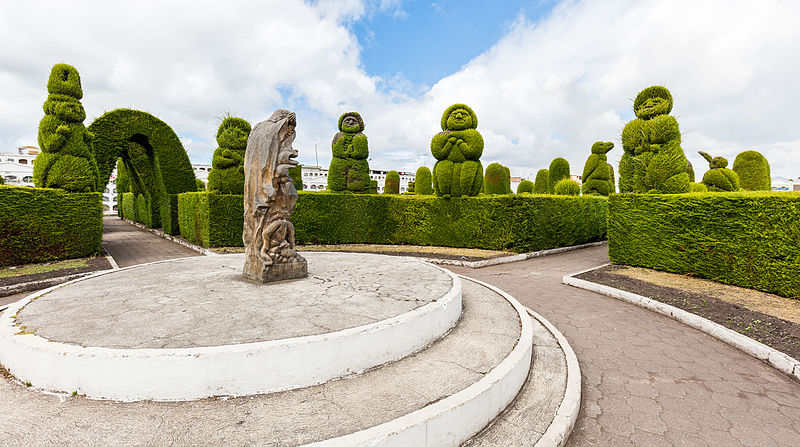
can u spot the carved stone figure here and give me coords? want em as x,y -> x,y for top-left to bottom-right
242,109 -> 308,283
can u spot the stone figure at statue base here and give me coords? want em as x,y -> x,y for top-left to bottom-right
242,109 -> 308,283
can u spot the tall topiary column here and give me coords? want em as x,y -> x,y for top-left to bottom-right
384,170 -> 400,194
415,166 -> 433,195
207,116 -> 251,194
33,63 -> 99,192
431,104 -> 484,198
620,86 -> 690,193
517,179 -> 534,194
732,150 -> 770,191
548,158 -> 570,194
581,141 -> 615,196
328,112 -> 370,193
484,162 -> 507,195
503,165 -> 512,194
699,151 -> 740,192
533,169 -> 549,194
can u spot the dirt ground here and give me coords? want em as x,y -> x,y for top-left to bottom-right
214,244 -> 512,262
0,256 -> 112,288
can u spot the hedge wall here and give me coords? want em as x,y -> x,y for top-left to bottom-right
608,192 -> 800,298
178,191 -> 608,252
0,186 -> 102,266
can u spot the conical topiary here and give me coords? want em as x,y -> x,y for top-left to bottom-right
581,141 -> 615,196
207,116 -> 251,194
517,179 -> 534,194
732,150 -> 770,191
384,170 -> 400,194
533,169 -> 549,194
699,151 -> 740,192
415,166 -> 433,195
548,158 -> 570,194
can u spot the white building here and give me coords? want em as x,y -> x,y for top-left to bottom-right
301,165 -> 415,193
0,146 -> 37,186
771,176 -> 799,191
192,163 -> 212,184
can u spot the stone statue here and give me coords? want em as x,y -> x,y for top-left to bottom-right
242,109 -> 308,283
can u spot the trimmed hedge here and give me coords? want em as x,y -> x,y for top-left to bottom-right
0,186 -> 102,266
415,166 -> 433,195
517,179 -> 534,194
207,116 -> 251,195
384,170 -> 400,194
533,169 -> 549,194
548,158 -> 570,194
178,191 -> 608,252
733,150 -> 770,191
484,162 -> 508,195
554,178 -> 581,196
608,192 -> 800,298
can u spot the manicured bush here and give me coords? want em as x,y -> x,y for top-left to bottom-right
608,192 -> 800,298
328,112 -> 370,193
115,158 -> 129,193
415,166 -> 433,195
178,192 -> 243,247
0,177 -> 4,185
533,169 -> 549,194
431,104 -> 484,197
407,181 -> 415,194
289,165 -> 303,191
548,158 -> 570,194
733,150 -> 770,191
369,180 -> 378,194
0,186 -> 102,266
619,86 -> 690,193
207,116 -> 251,195
517,180 -> 534,194
33,63 -> 99,192
581,141 -> 615,196
503,166 -> 512,194
484,163 -> 508,195
384,170 -> 400,194
689,182 -> 708,193
554,178 -> 581,196
699,151 -> 740,192
195,179 -> 206,191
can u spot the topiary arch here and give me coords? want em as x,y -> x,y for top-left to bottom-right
88,109 -> 196,234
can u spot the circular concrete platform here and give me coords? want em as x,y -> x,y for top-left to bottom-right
0,253 -> 462,401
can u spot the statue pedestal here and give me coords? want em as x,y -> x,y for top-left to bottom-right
242,256 -> 308,283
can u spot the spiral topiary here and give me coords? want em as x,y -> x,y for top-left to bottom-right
431,104 -> 484,198
619,86 -> 690,193
415,166 -> 433,195
33,63 -> 99,192
732,150 -> 770,191
328,112 -> 370,193
581,141 -> 615,196
533,169 -> 549,194
554,178 -> 581,196
699,151 -> 740,192
206,116 -> 251,195
384,170 -> 400,194
548,158 -> 570,194
484,162 -> 508,195
517,179 -> 534,194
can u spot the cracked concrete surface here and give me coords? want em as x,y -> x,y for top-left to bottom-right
15,252 -> 452,348
0,280 -> 520,446
446,246 -> 800,446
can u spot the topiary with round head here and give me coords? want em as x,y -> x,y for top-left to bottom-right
732,150 -> 770,191
581,141 -> 615,195
431,103 -> 484,198
517,179 -> 534,194
554,178 -> 581,196
207,116 -> 252,194
699,151 -> 740,192
328,111 -> 370,193
533,169 -> 549,194
415,166 -> 433,195
633,86 -> 673,120
384,170 -> 400,194
484,162 -> 507,195
547,157 -> 570,194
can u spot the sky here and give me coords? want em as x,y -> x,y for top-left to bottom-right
1,0 -> 799,181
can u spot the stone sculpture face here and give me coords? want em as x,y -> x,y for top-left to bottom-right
242,109 -> 307,283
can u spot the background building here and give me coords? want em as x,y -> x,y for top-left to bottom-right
301,165 -> 415,193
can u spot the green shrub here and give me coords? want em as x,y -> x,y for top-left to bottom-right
415,167 -> 433,195
689,182 -> 708,193
686,160 -> 695,183
699,151 -> 740,192
289,165 -> 303,191
328,112 -> 370,193
33,63 -> 99,192
517,180 -> 534,194
369,180 -> 378,194
581,141 -> 615,196
115,159 -> 129,193
484,163 -> 508,195
608,192 -> 800,298
0,177 -> 4,185
533,169 -> 549,194
554,178 -> 581,196
178,192 -> 243,247
503,166 -> 512,194
431,104 -> 484,197
0,186 -> 102,266
548,158 -> 570,194
195,179 -> 206,191
733,150 -> 770,191
88,109 -> 196,233
384,170 -> 400,194
207,116 -> 251,195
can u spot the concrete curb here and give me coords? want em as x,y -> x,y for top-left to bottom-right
0,273 -> 94,298
120,218 -> 218,256
421,241 -> 608,269
528,306 -> 582,447
563,267 -> 800,383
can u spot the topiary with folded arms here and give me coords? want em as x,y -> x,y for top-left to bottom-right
699,151 -> 740,192
328,112 -> 370,193
431,104 -> 484,198
207,116 -> 251,194
33,63 -> 99,192
581,141 -> 615,195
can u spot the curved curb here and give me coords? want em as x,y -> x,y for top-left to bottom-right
301,275 -> 534,447
527,307 -> 582,447
563,266 -> 800,383
0,254 -> 463,402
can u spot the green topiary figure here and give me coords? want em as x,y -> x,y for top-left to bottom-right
328,112 -> 370,193
581,141 -> 615,196
620,86 -> 690,194
503,165 -> 513,194
368,179 -> 378,194
288,164 -> 303,191
195,178 -> 206,191
431,104 -> 484,198
554,178 -> 581,196
732,150 -> 770,191
415,166 -> 433,195
689,182 -> 708,193
384,170 -> 400,194
517,179 -> 534,194
548,158 -> 570,194
533,169 -> 549,194
484,162 -> 508,195
207,116 -> 251,195
33,63 -> 99,192
699,151 -> 740,192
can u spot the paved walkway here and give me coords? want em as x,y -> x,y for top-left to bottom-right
447,246 -> 800,446
102,216 -> 199,267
